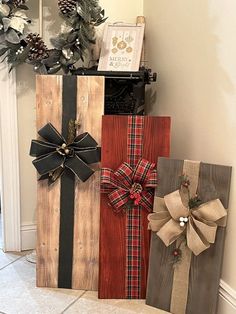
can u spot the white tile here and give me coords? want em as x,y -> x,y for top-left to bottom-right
64,291 -> 169,314
0,249 -> 23,269
0,213 -> 3,249
0,257 -> 84,314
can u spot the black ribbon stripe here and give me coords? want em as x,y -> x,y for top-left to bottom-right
57,76 -> 77,288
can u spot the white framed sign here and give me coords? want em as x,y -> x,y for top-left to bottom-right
98,23 -> 145,72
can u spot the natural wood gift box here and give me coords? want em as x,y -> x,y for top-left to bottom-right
35,75 -> 104,290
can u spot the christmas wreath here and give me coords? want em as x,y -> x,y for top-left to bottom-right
0,0 -> 106,73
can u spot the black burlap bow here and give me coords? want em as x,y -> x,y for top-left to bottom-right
30,123 -> 101,184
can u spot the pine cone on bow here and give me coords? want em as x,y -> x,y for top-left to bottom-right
12,0 -> 26,7
58,0 -> 77,15
26,33 -> 49,61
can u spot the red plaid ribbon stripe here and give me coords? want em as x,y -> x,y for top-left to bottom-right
127,116 -> 143,299
127,116 -> 144,168
126,208 -> 141,298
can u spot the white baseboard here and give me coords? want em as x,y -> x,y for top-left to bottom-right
0,64 -> 21,252
218,280 -> 236,314
20,223 -> 36,251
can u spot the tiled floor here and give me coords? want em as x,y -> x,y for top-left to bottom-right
0,250 -> 168,314
0,213 -> 3,249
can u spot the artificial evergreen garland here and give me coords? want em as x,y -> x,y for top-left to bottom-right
0,0 -> 106,74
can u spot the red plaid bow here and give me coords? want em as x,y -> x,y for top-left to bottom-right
101,158 -> 157,212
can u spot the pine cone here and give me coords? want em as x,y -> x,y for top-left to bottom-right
12,0 -> 26,7
26,33 -> 49,61
58,0 -> 77,15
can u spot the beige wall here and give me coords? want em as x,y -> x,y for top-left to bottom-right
17,1 -> 143,224
100,0 -> 143,23
144,0 -> 236,293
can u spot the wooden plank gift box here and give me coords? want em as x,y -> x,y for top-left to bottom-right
146,157 -> 232,314
99,115 -> 171,299
30,75 -> 104,290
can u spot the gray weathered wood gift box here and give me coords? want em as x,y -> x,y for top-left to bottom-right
146,157 -> 232,314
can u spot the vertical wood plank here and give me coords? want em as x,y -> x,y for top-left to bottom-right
186,163 -> 232,314
141,117 -> 171,298
72,76 -> 104,290
99,116 -> 128,299
36,75 -> 62,287
146,158 -> 184,310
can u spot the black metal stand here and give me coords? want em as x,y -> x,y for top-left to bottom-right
72,67 -> 157,115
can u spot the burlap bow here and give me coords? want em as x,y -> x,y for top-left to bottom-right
101,158 -> 157,212
148,189 -> 227,256
30,122 -> 101,184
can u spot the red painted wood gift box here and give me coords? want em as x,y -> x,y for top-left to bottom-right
99,115 -> 171,299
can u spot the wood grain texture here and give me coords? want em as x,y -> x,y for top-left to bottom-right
72,76 -> 104,290
36,75 -> 104,290
141,117 -> 171,296
99,117 -> 171,299
36,75 -> 62,287
146,158 -> 184,310
146,157 -> 232,314
186,162 -> 232,314
99,116 -> 128,299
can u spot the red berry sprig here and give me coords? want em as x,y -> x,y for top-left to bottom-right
130,192 -> 142,205
173,248 -> 181,257
129,182 -> 143,205
172,247 -> 182,264
179,173 -> 190,188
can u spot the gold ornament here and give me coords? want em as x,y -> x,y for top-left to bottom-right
112,36 -> 118,46
126,47 -> 133,53
117,40 -> 127,50
112,48 -> 118,54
